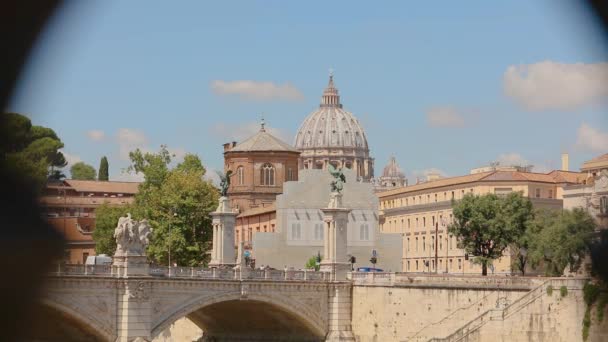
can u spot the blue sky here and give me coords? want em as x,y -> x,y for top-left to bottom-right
8,0 -> 608,182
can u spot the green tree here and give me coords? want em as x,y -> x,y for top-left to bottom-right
98,156 -> 109,181
70,162 -> 96,180
92,203 -> 133,256
1,113 -> 67,190
305,253 -> 322,271
113,146 -> 219,266
127,145 -> 172,188
527,208 -> 595,276
448,192 -> 533,276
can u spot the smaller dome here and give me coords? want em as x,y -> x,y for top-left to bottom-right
378,156 -> 406,188
382,156 -> 405,179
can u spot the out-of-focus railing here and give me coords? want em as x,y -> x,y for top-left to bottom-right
50,264 -> 329,282
349,272 -> 558,290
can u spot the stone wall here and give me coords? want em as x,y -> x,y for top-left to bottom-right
350,275 -> 595,342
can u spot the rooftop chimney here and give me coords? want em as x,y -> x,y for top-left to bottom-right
561,153 -> 569,172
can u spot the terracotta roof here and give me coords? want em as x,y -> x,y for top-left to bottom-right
63,179 -> 140,194
378,172 -> 493,197
546,170 -> 586,183
581,153 -> 608,171
378,170 -> 584,198
237,204 -> 276,218
229,129 -> 299,153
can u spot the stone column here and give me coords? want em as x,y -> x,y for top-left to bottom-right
325,284 -> 355,342
209,196 -> 237,268
320,192 -> 351,281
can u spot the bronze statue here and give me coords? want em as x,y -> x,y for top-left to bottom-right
328,164 -> 346,193
217,170 -> 233,197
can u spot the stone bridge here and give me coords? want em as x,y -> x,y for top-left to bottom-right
38,265 -> 352,342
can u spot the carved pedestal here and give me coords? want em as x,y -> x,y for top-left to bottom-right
113,255 -> 149,277
320,192 -> 352,282
209,197 -> 237,268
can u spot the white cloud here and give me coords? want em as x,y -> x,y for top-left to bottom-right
210,121 -> 292,143
117,128 -> 148,160
494,153 -> 552,173
114,170 -> 145,182
211,80 -> 304,101
576,122 -> 608,153
168,147 -> 187,161
504,61 -> 608,111
411,168 -> 447,182
496,153 -> 529,167
86,130 -> 105,142
426,107 -> 466,127
60,150 -> 82,169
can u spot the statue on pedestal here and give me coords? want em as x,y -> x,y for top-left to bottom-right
114,213 -> 152,257
328,164 -> 346,193
217,170 -> 233,197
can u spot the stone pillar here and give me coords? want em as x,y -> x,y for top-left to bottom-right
209,196 -> 237,268
325,284 -> 355,341
320,192 -> 351,281
116,280 -> 152,341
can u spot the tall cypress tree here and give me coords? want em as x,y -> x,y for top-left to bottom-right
98,156 -> 109,181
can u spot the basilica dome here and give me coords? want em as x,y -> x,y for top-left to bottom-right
294,74 -> 374,180
294,76 -> 369,151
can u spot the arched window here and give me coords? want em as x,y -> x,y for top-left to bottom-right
601,196 -> 608,215
236,166 -> 244,185
261,163 -> 275,185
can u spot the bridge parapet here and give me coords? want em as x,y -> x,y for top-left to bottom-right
350,272 -> 552,290
51,263 -> 330,282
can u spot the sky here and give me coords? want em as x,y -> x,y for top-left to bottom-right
7,0 -> 608,183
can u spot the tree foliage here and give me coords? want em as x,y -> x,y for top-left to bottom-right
448,192 -> 533,275
590,229 -> 608,283
70,162 -> 96,180
95,146 -> 219,266
527,208 -> 595,276
1,113 -> 67,190
98,156 -> 109,181
92,203 -> 133,256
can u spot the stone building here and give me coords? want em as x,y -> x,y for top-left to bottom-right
378,168 -> 584,273
39,179 -> 139,263
251,169 -> 403,272
563,153 -> 608,231
293,74 -> 374,180
224,121 -> 300,213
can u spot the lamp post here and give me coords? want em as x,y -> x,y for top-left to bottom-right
441,217 -> 448,274
169,211 -> 177,273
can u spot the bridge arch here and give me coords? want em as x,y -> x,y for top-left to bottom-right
30,299 -> 114,341
152,290 -> 327,340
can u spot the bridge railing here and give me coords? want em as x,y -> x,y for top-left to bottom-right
50,264 -> 329,282
350,271 -> 549,290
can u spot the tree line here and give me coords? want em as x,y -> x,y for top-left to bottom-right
449,192 -> 597,276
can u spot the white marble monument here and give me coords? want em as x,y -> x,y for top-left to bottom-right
209,196 -> 237,268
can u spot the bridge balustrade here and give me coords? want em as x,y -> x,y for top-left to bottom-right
50,264 -> 329,282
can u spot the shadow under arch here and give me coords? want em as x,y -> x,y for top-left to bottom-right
26,299 -> 113,341
152,291 -> 327,341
